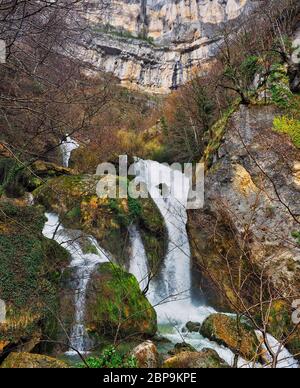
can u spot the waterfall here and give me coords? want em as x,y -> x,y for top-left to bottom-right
42,213 -> 109,354
130,159 -> 299,369
61,135 -> 79,168
129,225 -> 149,292
133,159 -> 195,322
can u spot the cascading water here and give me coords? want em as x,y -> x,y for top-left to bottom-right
130,159 -> 298,369
129,225 -> 150,292
61,135 -> 79,168
42,213 -> 109,354
41,157 -> 297,367
133,160 -> 191,301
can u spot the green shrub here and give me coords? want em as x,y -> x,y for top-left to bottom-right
273,116 -> 300,148
79,346 -> 137,368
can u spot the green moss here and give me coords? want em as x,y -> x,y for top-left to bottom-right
201,314 -> 259,361
34,174 -> 166,269
292,231 -> 300,245
0,203 -> 69,345
268,64 -> 293,108
273,116 -> 300,148
86,262 -> 157,339
202,104 -> 238,168
261,300 -> 300,358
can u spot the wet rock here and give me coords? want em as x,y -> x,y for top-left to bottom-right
186,321 -> 201,333
131,340 -> 159,368
163,348 -> 230,369
169,342 -> 197,356
201,313 -> 260,361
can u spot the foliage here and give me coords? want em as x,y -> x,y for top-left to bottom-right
273,115 -> 300,148
292,231 -> 300,245
268,64 -> 294,108
0,203 -> 69,343
80,346 -> 137,368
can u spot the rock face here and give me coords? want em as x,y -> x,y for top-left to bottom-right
163,348 -> 230,368
78,0 -> 255,93
85,262 -> 157,339
189,105 -> 300,307
0,353 -> 69,368
131,340 -> 159,368
201,314 -> 260,361
189,104 -> 300,354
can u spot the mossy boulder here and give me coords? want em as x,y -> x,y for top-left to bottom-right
1,352 -> 69,368
34,174 -> 166,268
85,263 -> 157,340
168,342 -> 197,356
0,156 -> 74,198
163,349 -> 230,369
186,321 -> 201,333
201,314 -> 260,361
0,203 -> 69,354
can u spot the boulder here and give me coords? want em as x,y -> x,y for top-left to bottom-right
31,160 -> 73,178
1,352 -> 69,368
85,263 -> 157,339
186,321 -> 201,333
169,342 -> 197,356
131,340 -> 159,368
163,349 -> 230,369
201,313 -> 260,361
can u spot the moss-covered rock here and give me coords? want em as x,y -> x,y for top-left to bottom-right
201,314 -> 260,361
168,342 -> 197,356
0,203 -> 69,355
1,352 -> 69,368
85,263 -> 157,340
163,349 -> 230,369
33,174 -> 166,269
186,321 -> 201,333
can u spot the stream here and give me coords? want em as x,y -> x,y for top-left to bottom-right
42,143 -> 298,367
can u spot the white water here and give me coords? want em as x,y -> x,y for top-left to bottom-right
129,225 -> 149,292
256,331 -> 298,369
41,158 -> 298,367
130,159 -> 298,369
133,159 -> 191,311
42,212 -> 109,354
61,135 -> 79,168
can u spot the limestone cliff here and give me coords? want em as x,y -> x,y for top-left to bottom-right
189,104 -> 300,311
78,0 -> 255,93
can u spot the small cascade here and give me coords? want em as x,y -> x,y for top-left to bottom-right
129,225 -> 149,292
42,213 -> 109,354
256,331 -> 298,369
61,135 -> 79,168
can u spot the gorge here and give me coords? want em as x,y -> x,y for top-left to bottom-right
0,0 -> 300,370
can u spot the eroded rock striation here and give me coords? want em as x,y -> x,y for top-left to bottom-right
78,0 -> 255,93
